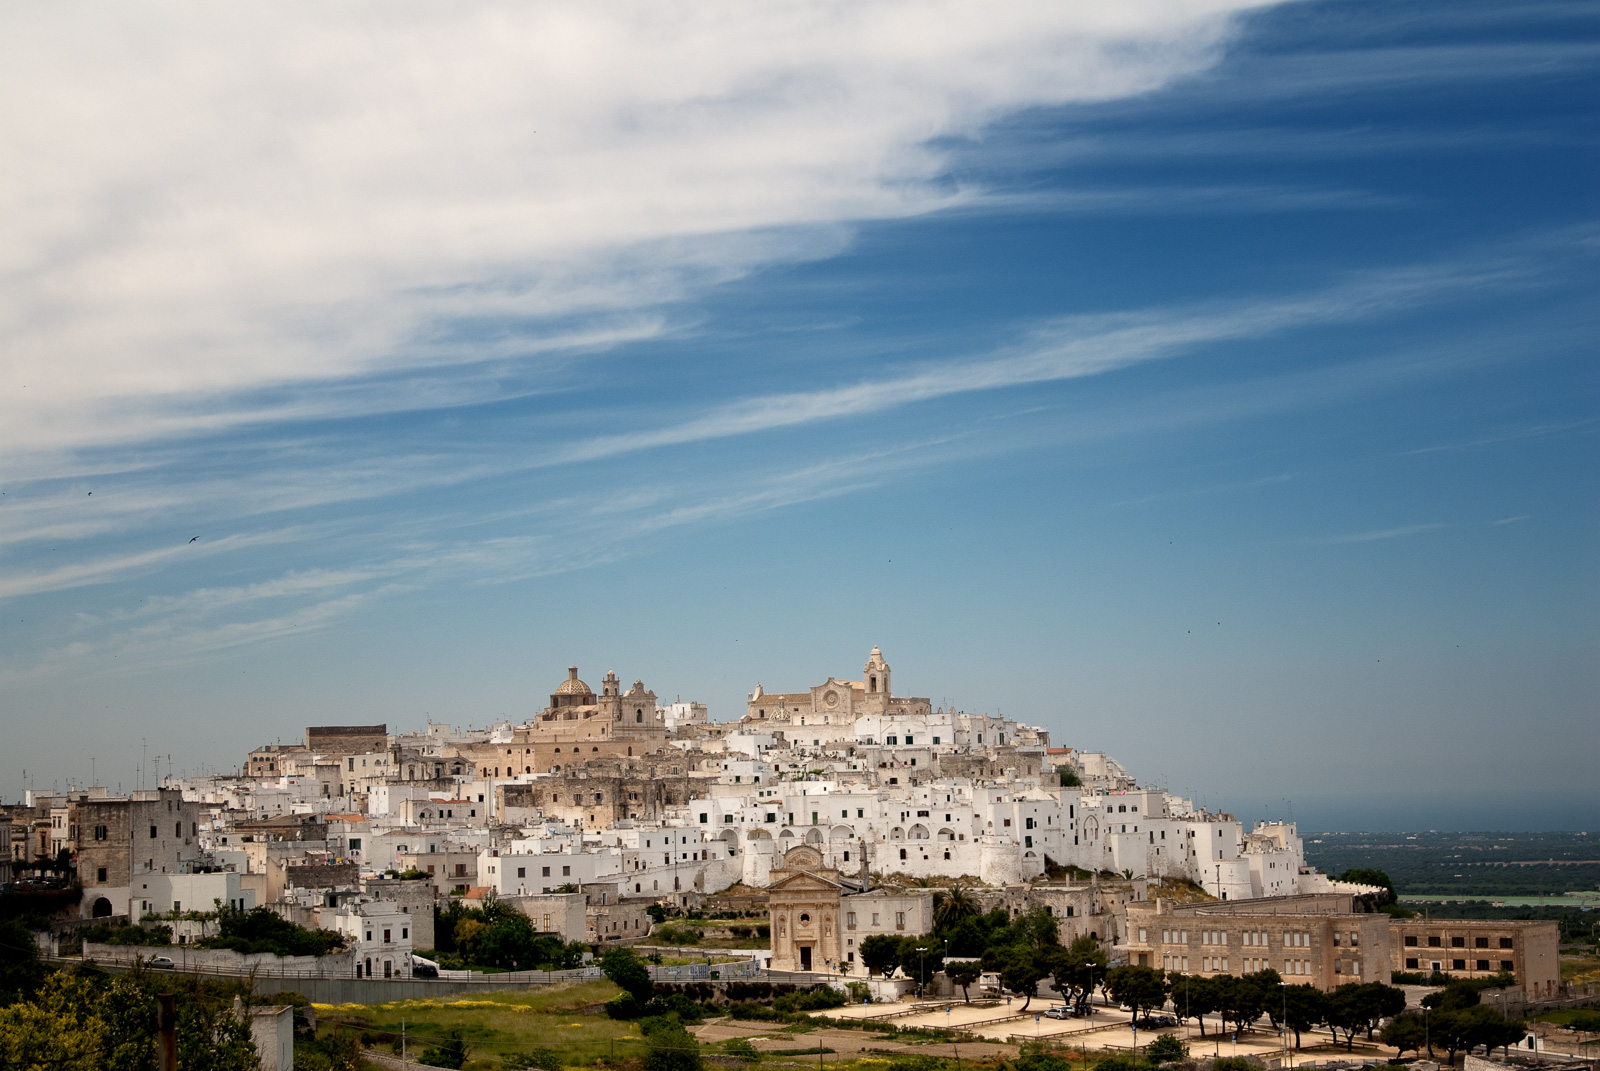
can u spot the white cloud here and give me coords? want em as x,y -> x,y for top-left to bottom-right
0,0 -> 1276,459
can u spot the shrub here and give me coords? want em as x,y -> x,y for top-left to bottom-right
607,993 -> 642,1019
654,925 -> 702,945
1211,1058 -> 1256,1071
1016,1055 -> 1074,1071
1145,1034 -> 1188,1064
773,986 -> 847,1013
645,1021 -> 703,1071
505,1049 -> 565,1071
418,1029 -> 469,1069
722,1039 -> 761,1062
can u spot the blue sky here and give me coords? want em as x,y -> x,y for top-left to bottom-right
1,0 -> 1595,830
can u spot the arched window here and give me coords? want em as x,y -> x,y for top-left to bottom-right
636,710 -> 643,722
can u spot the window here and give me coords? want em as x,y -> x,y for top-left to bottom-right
542,866 -> 551,877
1451,936 -> 1465,947
1406,958 -> 1419,969
1476,959 -> 1490,971
1453,959 -> 1466,970
1500,937 -> 1514,949
932,736 -> 940,744
699,813 -> 708,823
1404,936 -> 1418,946
562,866 -> 570,876
384,929 -> 392,943
96,867 -> 107,882
847,912 -> 856,929
150,825 -> 158,838
899,848 -> 907,860
895,911 -> 905,930
93,825 -> 107,841
1501,960 -> 1514,971
1475,937 -> 1489,948
1428,936 -> 1442,947
349,838 -> 362,850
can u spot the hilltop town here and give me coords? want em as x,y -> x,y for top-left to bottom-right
1,648 -> 1563,1005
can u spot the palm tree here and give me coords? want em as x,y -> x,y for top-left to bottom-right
934,884 -> 979,930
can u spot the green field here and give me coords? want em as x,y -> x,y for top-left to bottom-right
1303,831 -> 1600,898
313,979 -> 646,1068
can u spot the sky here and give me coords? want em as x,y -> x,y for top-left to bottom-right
1,0 -> 1595,832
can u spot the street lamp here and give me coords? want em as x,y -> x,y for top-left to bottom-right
1279,981 -> 1290,1069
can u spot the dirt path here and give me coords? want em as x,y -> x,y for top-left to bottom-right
690,1019 -> 1018,1064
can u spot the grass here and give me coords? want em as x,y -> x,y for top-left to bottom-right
312,979 -> 647,1068
1559,951 -> 1600,983
1535,1009 -> 1600,1029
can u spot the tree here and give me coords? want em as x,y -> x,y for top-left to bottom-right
1145,1033 -> 1188,1064
645,1021 -> 703,1071
1336,869 -> 1395,898
1168,974 -> 1218,1037
1058,768 -> 1082,787
1046,936 -> 1107,1016
994,946 -> 1047,1012
601,947 -> 654,1002
1242,969 -> 1282,1028
0,919 -> 45,1006
1381,1012 -> 1427,1059
1424,980 -> 1482,1014
1281,984 -> 1330,1050
1017,906 -> 1061,951
934,886 -> 979,931
1432,1005 -> 1524,1066
1325,985 -> 1366,1051
198,904 -> 343,957
1211,975 -> 1265,1037
0,969 -> 257,1071
476,912 -> 538,970
946,960 -> 983,1003
901,936 -> 944,990
858,934 -> 903,978
1106,966 -> 1169,1024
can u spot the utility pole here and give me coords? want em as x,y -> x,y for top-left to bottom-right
158,993 -> 177,1071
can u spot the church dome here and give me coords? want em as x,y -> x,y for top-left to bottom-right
554,666 -> 592,695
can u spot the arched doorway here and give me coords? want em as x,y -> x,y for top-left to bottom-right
91,897 -> 113,918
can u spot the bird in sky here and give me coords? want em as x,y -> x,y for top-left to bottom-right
189,537 -> 198,543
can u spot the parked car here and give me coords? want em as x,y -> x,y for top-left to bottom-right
147,956 -> 175,970
1043,1005 -> 1073,1020
1137,1015 -> 1179,1028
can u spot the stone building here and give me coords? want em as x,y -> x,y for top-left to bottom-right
494,754 -> 701,827
765,845 -> 934,974
1123,893 -> 1391,989
1389,918 -> 1560,999
306,725 -> 389,756
75,788 -> 202,919
746,647 -> 931,727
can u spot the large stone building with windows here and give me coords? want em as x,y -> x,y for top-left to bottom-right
1388,918 -> 1560,999
1122,893 -> 1392,990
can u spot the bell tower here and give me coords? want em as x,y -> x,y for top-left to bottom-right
863,646 -> 890,712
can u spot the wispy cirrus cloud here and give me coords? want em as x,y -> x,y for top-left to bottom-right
1,0 -> 1283,461
1317,523 -> 1449,544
